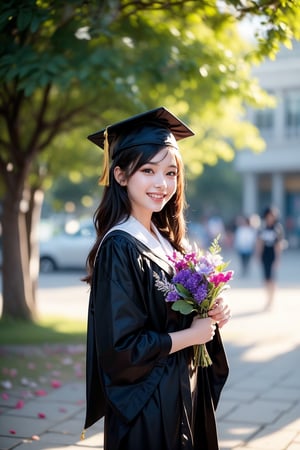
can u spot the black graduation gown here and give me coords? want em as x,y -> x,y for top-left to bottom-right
84,231 -> 229,450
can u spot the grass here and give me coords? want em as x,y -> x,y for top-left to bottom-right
0,316 -> 87,396
0,316 -> 87,345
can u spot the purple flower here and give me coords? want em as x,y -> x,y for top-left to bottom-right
174,260 -> 189,271
184,272 -> 203,294
155,237 -> 233,369
173,269 -> 191,287
196,256 -> 215,275
166,289 -> 180,302
169,251 -> 199,272
194,283 -> 208,303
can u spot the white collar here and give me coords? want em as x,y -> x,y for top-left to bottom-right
98,216 -> 174,267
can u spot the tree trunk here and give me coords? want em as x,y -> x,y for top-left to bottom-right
26,187 -> 44,305
1,186 -> 36,321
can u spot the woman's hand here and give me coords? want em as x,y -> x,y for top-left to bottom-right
208,296 -> 231,329
169,297 -> 231,354
169,316 -> 216,353
190,316 -> 216,344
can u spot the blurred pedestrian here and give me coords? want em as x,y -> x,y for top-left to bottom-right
234,215 -> 257,276
207,214 -> 225,241
82,107 -> 230,449
256,206 -> 284,310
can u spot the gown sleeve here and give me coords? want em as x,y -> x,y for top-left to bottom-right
89,233 -> 172,423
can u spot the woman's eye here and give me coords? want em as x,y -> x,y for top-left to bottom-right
167,170 -> 177,176
142,168 -> 153,174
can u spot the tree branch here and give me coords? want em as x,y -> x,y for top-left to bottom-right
25,84 -> 52,155
233,0 -> 283,19
36,100 -> 94,152
0,84 -> 26,166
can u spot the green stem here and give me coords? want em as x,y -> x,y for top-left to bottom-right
194,344 -> 212,367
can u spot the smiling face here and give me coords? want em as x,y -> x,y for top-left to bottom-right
114,147 -> 178,228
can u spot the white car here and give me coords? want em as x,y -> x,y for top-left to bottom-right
39,222 -> 95,273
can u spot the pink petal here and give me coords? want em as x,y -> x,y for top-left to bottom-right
34,389 -> 47,397
38,412 -> 46,419
21,390 -> 33,399
15,400 -> 25,409
59,407 -> 67,413
9,429 -> 16,435
31,435 -> 40,441
1,393 -> 9,400
51,379 -> 62,389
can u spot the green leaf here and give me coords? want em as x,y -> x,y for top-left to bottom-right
30,9 -> 47,33
17,8 -> 32,32
171,300 -> 195,315
208,234 -> 221,254
0,8 -> 15,31
175,283 -> 192,299
23,81 -> 35,96
200,299 -> 210,310
215,261 -> 229,272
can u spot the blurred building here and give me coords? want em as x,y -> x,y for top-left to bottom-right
235,41 -> 300,247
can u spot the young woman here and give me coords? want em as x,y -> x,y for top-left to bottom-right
256,206 -> 284,310
83,107 -> 231,450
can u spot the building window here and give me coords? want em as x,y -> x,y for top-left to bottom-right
285,90 -> 300,137
254,108 -> 274,136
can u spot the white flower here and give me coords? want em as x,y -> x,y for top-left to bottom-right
1,380 -> 12,389
75,26 -> 91,40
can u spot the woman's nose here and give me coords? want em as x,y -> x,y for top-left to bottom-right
154,174 -> 167,187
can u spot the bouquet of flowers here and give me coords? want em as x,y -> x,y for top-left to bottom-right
156,236 -> 233,368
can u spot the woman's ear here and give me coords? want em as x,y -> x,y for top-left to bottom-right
114,166 -> 127,186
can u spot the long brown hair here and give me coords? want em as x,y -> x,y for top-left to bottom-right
84,144 -> 187,284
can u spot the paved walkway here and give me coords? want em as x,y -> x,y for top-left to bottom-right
1,249 -> 300,449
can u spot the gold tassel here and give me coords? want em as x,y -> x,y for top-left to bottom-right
80,429 -> 86,440
98,128 -> 110,186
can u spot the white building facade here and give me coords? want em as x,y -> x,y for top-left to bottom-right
235,41 -> 300,246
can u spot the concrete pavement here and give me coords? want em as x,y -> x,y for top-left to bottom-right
0,249 -> 300,449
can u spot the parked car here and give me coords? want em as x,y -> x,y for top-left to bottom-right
39,222 -> 95,273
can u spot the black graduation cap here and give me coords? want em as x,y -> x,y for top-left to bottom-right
88,106 -> 194,185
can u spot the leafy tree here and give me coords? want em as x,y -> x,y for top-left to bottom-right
186,159 -> 243,222
1,0 -> 300,320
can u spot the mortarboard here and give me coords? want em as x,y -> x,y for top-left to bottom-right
88,106 -> 194,186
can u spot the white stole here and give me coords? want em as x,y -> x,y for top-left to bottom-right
95,215 -> 174,269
